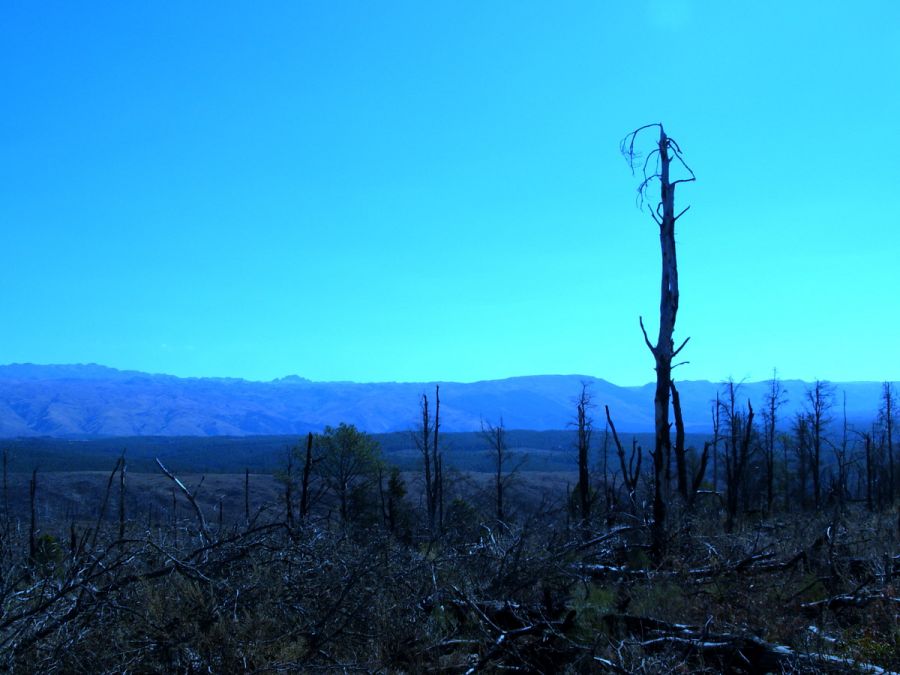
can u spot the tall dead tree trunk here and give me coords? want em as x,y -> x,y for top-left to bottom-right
118,451 -> 127,540
416,393 -> 436,532
794,413 -> 810,510
283,447 -> 295,529
29,468 -> 37,562
622,123 -> 694,560
670,381 -> 688,501
763,370 -> 787,514
882,382 -> 896,505
835,391 -> 850,509
2,448 -> 8,530
482,418 -> 517,524
575,383 -> 593,529
433,385 -> 443,533
412,386 -> 444,535
806,380 -> 833,511
606,405 -> 641,515
863,429 -> 874,512
244,467 -> 250,525
300,432 -> 314,522
711,394 -> 720,493
724,400 -> 754,533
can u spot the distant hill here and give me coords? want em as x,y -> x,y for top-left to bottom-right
0,363 -> 888,438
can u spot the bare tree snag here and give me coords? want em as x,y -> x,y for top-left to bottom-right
805,380 -> 834,510
156,458 -> 211,544
606,405 -> 641,513
2,448 -> 8,530
486,419 -> 506,523
434,385 -> 443,533
723,399 -> 754,533
622,123 -> 694,560
300,432 -> 314,522
711,393 -> 721,493
283,446 -> 295,529
689,442 -> 711,507
670,381 -> 688,500
863,429 -> 875,511
416,392 -> 439,533
118,450 -> 126,540
881,382 -> 896,505
482,418 -> 520,523
28,468 -> 37,563
575,383 -> 593,529
244,467 -> 250,525
762,370 -> 788,514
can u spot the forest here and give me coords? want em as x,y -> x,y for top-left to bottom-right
1,125 -> 898,673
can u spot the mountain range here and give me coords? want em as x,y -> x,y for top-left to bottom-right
0,363 -> 888,438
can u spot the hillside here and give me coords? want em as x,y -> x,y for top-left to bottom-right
0,363 -> 887,438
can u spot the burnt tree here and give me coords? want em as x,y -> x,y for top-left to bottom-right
482,418 -> 520,524
299,432 -> 315,522
722,395 -> 755,533
575,383 -> 593,529
880,382 -> 896,505
415,388 -> 443,534
671,380 -> 710,508
805,380 -> 834,510
606,405 -> 641,515
670,380 -> 688,500
622,123 -> 694,559
762,370 -> 788,514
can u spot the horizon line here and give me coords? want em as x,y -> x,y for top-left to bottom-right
0,362 -> 893,389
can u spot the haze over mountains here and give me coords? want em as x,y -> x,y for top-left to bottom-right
0,364 -> 887,438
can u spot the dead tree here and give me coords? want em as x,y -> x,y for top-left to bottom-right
621,122 -> 694,559
244,468 -> 250,524
299,432 -> 315,522
688,442 -> 712,509
670,381 -> 688,500
156,458 -> 211,543
482,418 -> 519,524
415,387 -> 443,534
606,406 -> 641,514
574,383 -> 593,528
860,426 -> 876,511
711,393 -> 721,492
600,423 -> 615,524
433,385 -> 443,532
2,448 -> 8,530
761,370 -> 788,514
719,381 -> 755,532
279,447 -> 296,529
805,380 -> 834,510
118,451 -> 127,540
880,382 -> 896,505
792,412 -> 810,509
670,381 -> 710,508
28,468 -> 37,562
833,391 -> 852,508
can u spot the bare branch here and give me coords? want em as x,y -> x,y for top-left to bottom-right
673,336 -> 690,357
639,316 -> 655,354
620,123 -> 662,173
156,458 -> 211,544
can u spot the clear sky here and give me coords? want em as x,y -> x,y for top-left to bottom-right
2,1 -> 898,385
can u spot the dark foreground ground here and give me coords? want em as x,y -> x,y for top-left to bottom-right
0,433 -> 897,673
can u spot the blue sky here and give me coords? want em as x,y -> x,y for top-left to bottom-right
1,1 -> 898,385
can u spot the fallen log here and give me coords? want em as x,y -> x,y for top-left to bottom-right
604,613 -> 895,674
800,591 -> 900,616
